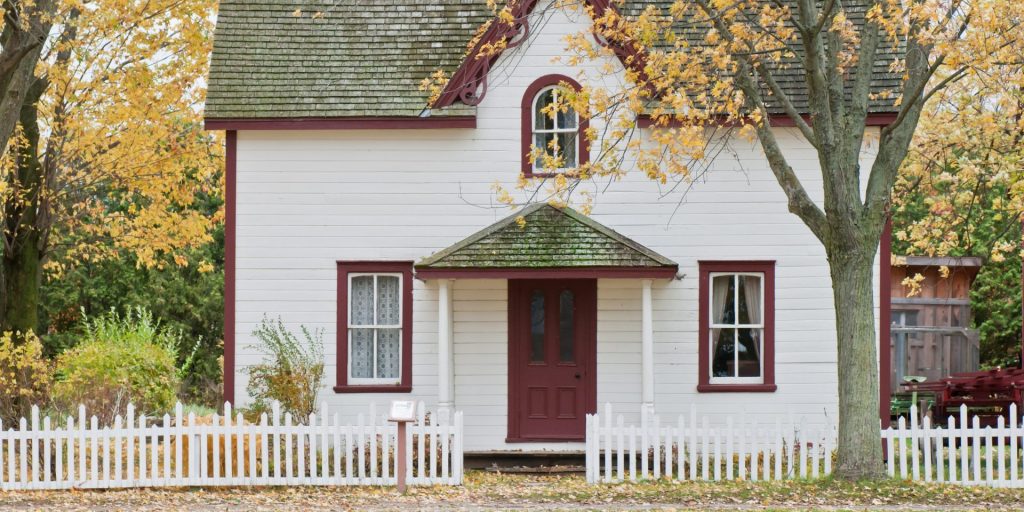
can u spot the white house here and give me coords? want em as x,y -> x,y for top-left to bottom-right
205,0 -> 896,453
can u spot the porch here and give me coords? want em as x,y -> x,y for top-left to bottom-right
414,204 -> 678,450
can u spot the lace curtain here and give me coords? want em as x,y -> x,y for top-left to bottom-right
349,274 -> 401,380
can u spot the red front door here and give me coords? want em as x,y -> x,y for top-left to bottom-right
508,279 -> 597,441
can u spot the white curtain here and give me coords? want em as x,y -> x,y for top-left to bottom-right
351,328 -> 373,379
377,276 -> 400,325
742,275 -> 762,360
711,275 -> 731,357
351,276 -> 374,325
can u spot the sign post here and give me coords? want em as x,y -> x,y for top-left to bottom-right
388,400 -> 417,493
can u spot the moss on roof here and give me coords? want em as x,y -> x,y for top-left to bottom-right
416,203 -> 678,269
206,0 -> 902,119
206,0 -> 491,119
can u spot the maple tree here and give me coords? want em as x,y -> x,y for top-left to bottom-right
0,0 -> 220,335
459,0 -> 1024,478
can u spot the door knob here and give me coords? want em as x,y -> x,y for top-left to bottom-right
574,373 -> 582,379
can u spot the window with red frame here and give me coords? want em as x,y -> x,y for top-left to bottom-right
335,262 -> 413,393
521,74 -> 589,177
697,261 -> 776,392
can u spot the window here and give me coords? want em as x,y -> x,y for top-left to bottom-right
335,262 -> 413,393
521,74 -> 589,177
532,86 -> 579,170
698,261 -> 776,392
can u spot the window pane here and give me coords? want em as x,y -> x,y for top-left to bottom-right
351,276 -> 374,325
557,132 -> 577,168
530,290 -> 545,363
738,275 -> 761,325
737,328 -> 762,377
376,328 -> 401,379
557,104 -> 578,129
350,328 -> 374,378
535,133 -> 555,163
711,275 -> 735,325
534,89 -> 555,130
559,289 -> 575,362
376,275 -> 400,325
711,328 -> 734,377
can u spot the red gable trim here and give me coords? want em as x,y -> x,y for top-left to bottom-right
433,0 -> 631,109
204,116 -> 476,131
415,266 -> 678,280
638,113 -> 898,129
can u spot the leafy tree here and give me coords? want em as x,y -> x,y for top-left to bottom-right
0,0 -> 220,336
473,0 -> 1024,478
892,75 -> 1024,370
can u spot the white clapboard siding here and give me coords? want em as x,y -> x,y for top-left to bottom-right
586,403 -> 834,483
882,404 -> 1024,488
0,402 -> 463,490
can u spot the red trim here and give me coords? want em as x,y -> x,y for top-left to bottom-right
507,279 -> 597,442
223,131 -> 237,407
521,75 -> 591,178
697,261 -> 776,393
638,113 -> 898,129
697,384 -> 777,393
879,219 -> 893,428
335,261 -> 415,394
415,266 -> 677,280
434,0 -> 543,108
204,117 -> 476,131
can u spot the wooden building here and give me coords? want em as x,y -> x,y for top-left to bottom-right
889,256 -> 982,394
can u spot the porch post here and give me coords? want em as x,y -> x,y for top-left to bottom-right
641,279 -> 655,415
437,279 -> 454,419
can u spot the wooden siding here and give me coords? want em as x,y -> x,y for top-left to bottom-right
231,1 -> 882,452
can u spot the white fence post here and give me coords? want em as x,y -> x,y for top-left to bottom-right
584,402 -> 1024,488
0,401 -> 465,491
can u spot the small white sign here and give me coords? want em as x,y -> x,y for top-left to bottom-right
388,400 -> 417,422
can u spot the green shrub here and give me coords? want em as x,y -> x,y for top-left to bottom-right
53,308 -> 184,423
246,316 -> 324,421
0,331 -> 51,425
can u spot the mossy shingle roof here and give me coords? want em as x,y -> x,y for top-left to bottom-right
206,0 -> 491,119
416,204 -> 678,269
206,0 -> 901,120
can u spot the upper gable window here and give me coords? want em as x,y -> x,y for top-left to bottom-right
532,86 -> 579,171
521,75 -> 589,177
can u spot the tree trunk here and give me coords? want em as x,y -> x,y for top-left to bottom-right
828,242 -> 885,479
1,80 -> 45,336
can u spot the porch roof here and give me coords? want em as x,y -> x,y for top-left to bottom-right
415,204 -> 678,279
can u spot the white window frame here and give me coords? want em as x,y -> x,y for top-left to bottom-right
531,85 -> 579,172
708,272 -> 765,385
347,272 -> 403,385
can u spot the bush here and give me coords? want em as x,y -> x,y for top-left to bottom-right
52,308 -> 183,423
246,317 -> 324,421
0,331 -> 50,425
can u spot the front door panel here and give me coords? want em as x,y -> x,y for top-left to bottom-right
509,279 -> 596,441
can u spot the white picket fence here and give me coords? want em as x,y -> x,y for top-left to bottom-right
0,401 -> 463,490
586,404 -> 834,483
883,404 -> 1024,487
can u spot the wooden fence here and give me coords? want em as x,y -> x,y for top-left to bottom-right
586,404 -> 834,483
0,401 -> 463,490
883,404 -> 1024,487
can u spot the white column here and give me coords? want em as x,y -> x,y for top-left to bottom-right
641,279 -> 655,416
437,279 -> 454,417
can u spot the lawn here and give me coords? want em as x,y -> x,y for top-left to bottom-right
2,470 -> 1023,511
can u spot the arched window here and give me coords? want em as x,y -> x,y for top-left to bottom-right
521,75 -> 589,177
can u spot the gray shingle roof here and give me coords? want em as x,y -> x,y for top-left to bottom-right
620,0 -> 903,115
416,203 -> 678,269
206,0 -> 491,119
206,0 -> 901,120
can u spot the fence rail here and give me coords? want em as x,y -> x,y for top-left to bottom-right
0,401 -> 463,490
883,404 -> 1024,487
586,404 -> 834,483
